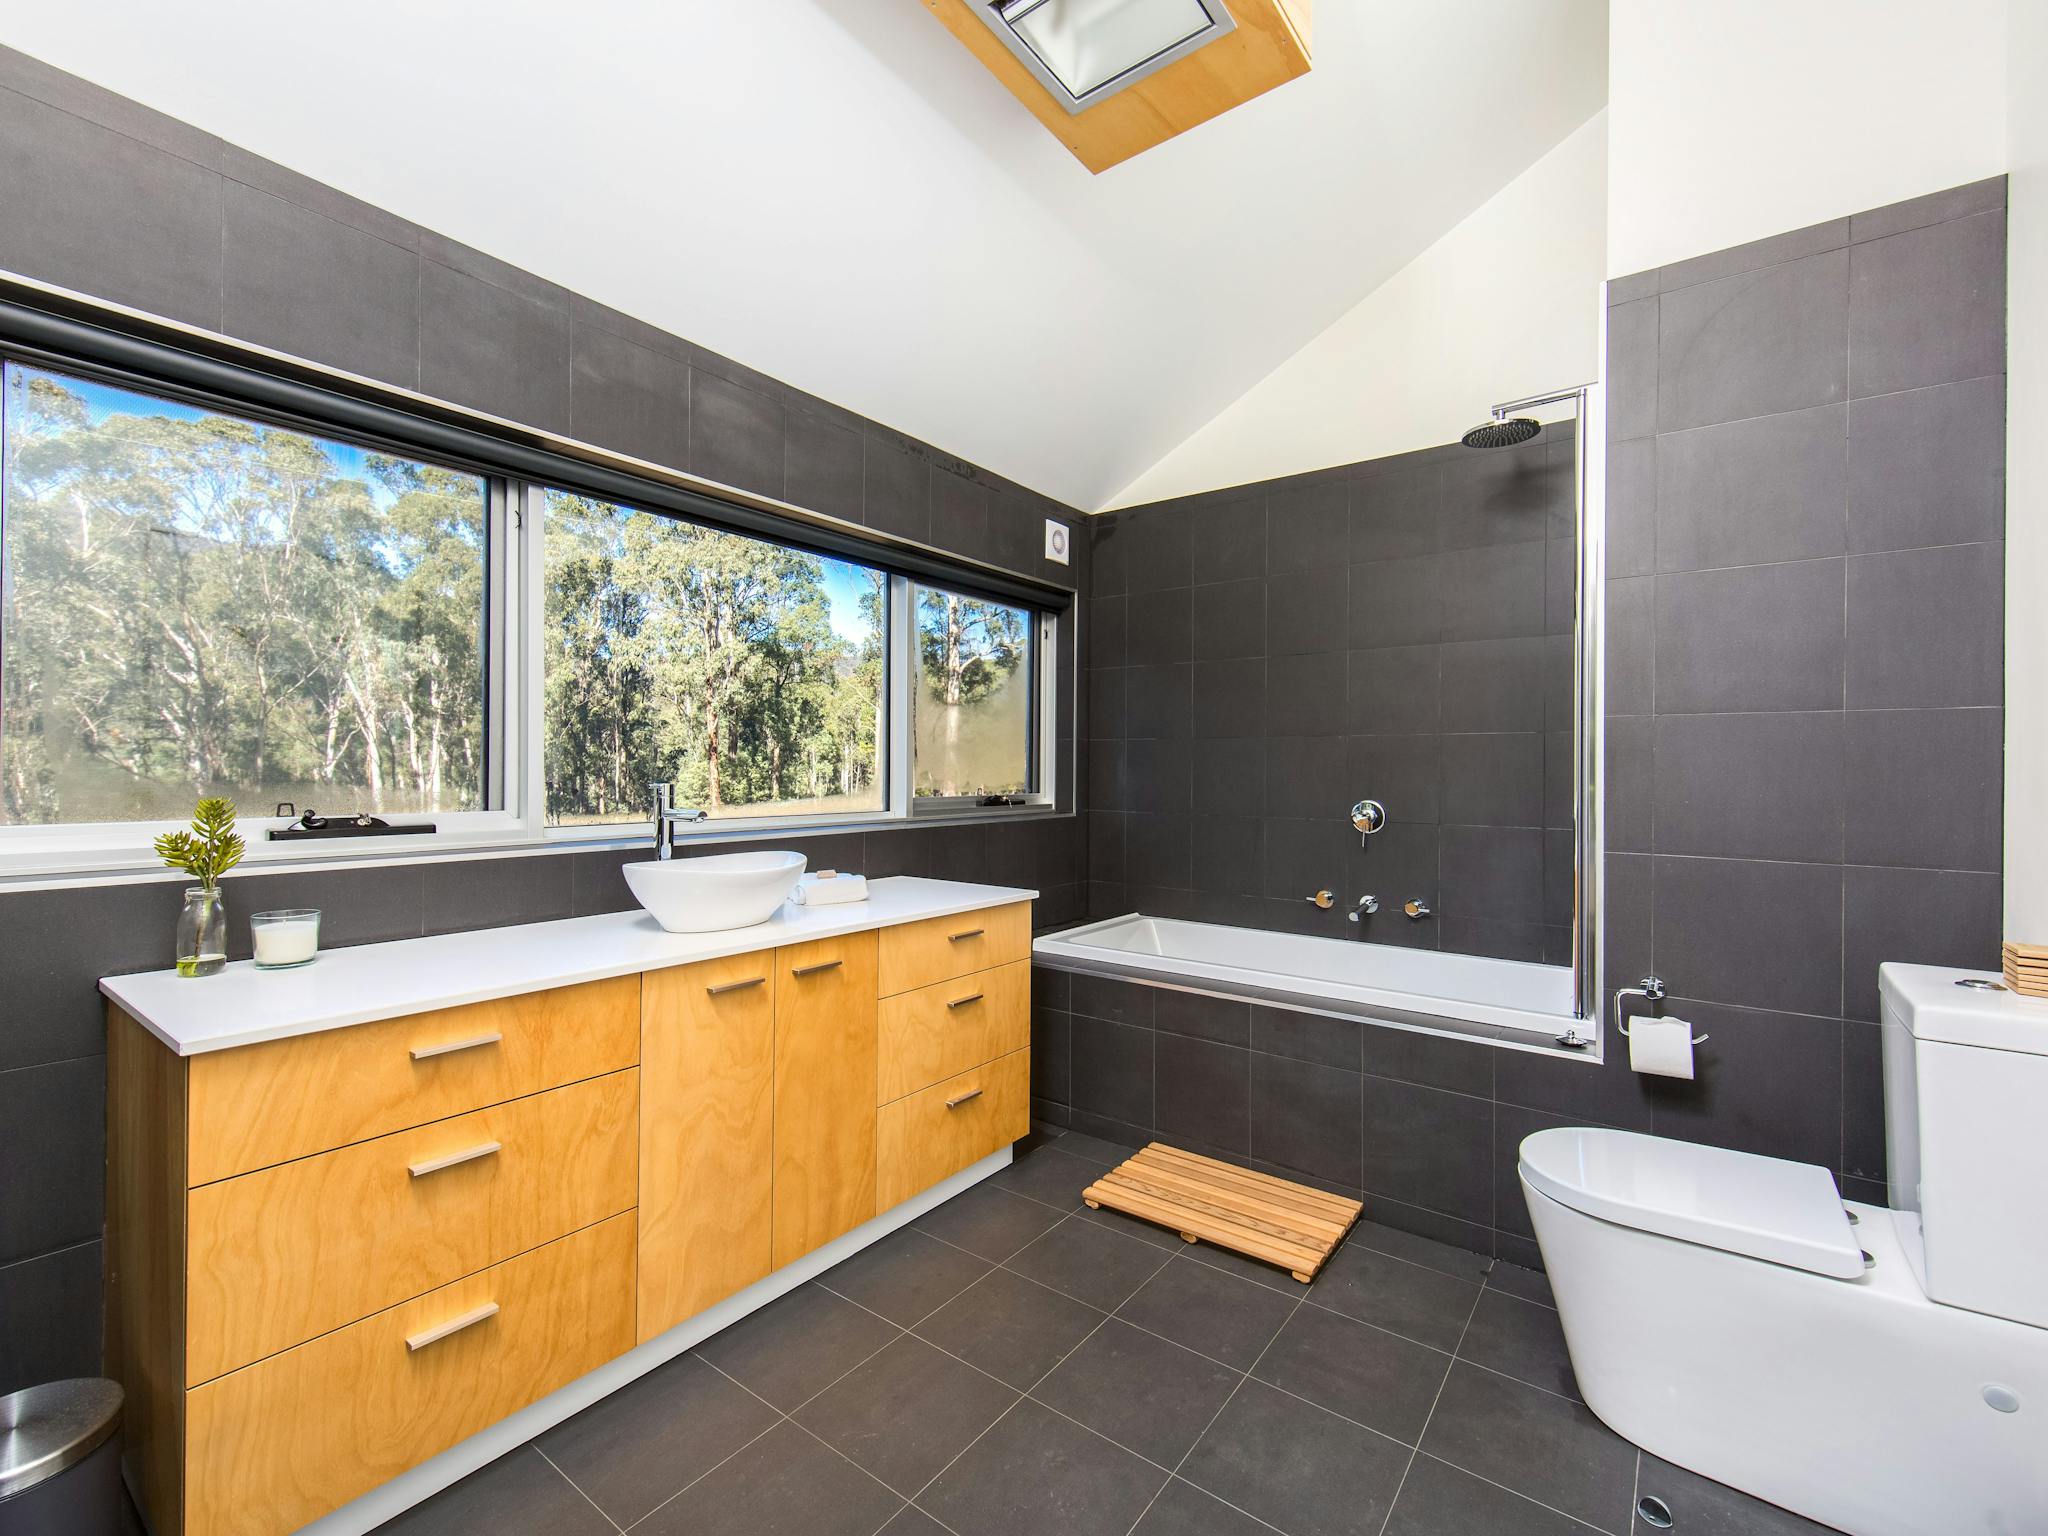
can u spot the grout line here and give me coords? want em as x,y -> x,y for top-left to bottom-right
1630,1448 -> 1643,1535
1120,1273 -> 1313,1536
1411,1448 -> 1621,1536
1373,1278 -> 1485,1536
532,1443 -> 626,1534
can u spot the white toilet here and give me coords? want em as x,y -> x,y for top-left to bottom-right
1522,964 -> 2048,1536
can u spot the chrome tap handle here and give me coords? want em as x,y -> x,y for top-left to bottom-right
1351,799 -> 1386,845
1402,898 -> 1431,920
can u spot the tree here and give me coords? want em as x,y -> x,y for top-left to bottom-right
0,366 -> 488,824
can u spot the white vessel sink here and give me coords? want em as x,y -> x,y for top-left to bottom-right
623,850 -> 807,933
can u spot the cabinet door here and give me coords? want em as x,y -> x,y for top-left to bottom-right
772,931 -> 878,1268
639,952 -> 776,1341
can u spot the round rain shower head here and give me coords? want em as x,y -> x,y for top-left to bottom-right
1461,416 -> 1542,450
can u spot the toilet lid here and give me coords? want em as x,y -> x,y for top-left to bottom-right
1519,1127 -> 1866,1279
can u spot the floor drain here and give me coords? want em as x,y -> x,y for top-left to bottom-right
1637,1494 -> 1674,1529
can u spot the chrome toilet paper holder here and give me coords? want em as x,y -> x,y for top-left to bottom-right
1613,976 -> 1708,1044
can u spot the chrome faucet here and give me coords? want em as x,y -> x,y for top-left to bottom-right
1348,895 -> 1379,923
651,782 -> 708,859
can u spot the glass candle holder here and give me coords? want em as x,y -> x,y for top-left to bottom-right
250,909 -> 321,969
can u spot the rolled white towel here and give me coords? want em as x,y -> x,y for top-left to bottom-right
790,870 -> 869,906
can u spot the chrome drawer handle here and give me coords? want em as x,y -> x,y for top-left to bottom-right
707,976 -> 766,996
947,993 -> 984,1010
410,1031 -> 502,1061
792,959 -> 843,977
405,1301 -> 498,1353
945,1088 -> 984,1109
408,1140 -> 501,1179
948,928 -> 985,943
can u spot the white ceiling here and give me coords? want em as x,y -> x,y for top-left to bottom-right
0,1 -> 1606,511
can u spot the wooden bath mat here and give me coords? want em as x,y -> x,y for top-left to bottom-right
1083,1142 -> 1362,1283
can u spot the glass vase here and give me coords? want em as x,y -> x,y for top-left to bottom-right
177,886 -> 227,978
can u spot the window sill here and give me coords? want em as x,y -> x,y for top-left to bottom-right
0,806 -> 1074,891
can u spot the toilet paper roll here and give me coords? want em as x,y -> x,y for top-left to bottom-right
1628,1016 -> 1697,1079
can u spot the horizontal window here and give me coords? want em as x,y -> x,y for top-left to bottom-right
0,335 -> 1066,875
542,490 -> 887,826
1,362 -> 494,827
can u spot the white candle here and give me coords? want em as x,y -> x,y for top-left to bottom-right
253,918 -> 319,967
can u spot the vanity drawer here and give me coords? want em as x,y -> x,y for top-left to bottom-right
877,1049 -> 1029,1209
186,975 -> 640,1185
186,1069 -> 638,1385
878,960 -> 1029,1104
183,1213 -> 635,1536
877,901 -> 1032,997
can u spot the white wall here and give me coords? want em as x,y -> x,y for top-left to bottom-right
2008,0 -> 2048,942
1607,0 -> 2007,277
1106,110 -> 1606,510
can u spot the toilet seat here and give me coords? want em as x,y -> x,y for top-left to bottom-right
1519,1127 -> 1865,1279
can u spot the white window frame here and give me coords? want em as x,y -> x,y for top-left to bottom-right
0,365 -> 1066,881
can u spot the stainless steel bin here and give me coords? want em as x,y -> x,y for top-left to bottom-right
0,1379 -> 125,1536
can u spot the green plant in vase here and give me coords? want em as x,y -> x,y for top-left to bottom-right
156,797 -> 246,977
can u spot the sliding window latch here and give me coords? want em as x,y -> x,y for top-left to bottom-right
1553,1027 -> 1594,1050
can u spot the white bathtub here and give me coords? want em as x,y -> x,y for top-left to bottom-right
1032,913 -> 1585,1051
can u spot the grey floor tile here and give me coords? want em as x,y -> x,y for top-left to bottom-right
1456,1290 -> 1580,1400
1420,1363 -> 1635,1532
372,1446 -> 611,1536
637,1421 -> 902,1536
1006,1218 -> 1174,1312
695,1284 -> 900,1411
1307,1242 -> 1481,1351
915,1268 -> 1105,1389
1032,1318 -> 1241,1467
796,1335 -> 1020,1497
819,1226 -> 994,1327
1181,1237 -> 1316,1296
1385,1453 -> 1587,1536
1181,1379 -> 1412,1536
1130,1476 -> 1279,1535
1115,1254 -> 1297,1371
915,1185 -> 1067,1262
1483,1260 -> 1555,1308
988,1146 -> 1103,1209
876,1505 -> 947,1536
919,1398 -> 1168,1536
535,1352 -> 779,1526
1633,1453 -> 1843,1534
1251,1303 -> 1451,1444
1075,1197 -> 1189,1250
1054,1130 -> 1144,1166
1348,1218 -> 1492,1283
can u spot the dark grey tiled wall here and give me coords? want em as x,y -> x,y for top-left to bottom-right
1049,175 -> 2008,1266
1085,432 -> 1578,963
1030,968 -> 1565,1266
1593,174 -> 2008,1216
0,46 -> 1087,1392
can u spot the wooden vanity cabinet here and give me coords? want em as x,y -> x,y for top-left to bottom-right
771,931 -> 880,1268
109,896 -> 1030,1536
637,951 -> 776,1341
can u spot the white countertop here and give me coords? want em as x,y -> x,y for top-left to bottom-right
100,876 -> 1037,1056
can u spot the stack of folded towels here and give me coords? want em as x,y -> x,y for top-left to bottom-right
790,869 -> 869,906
